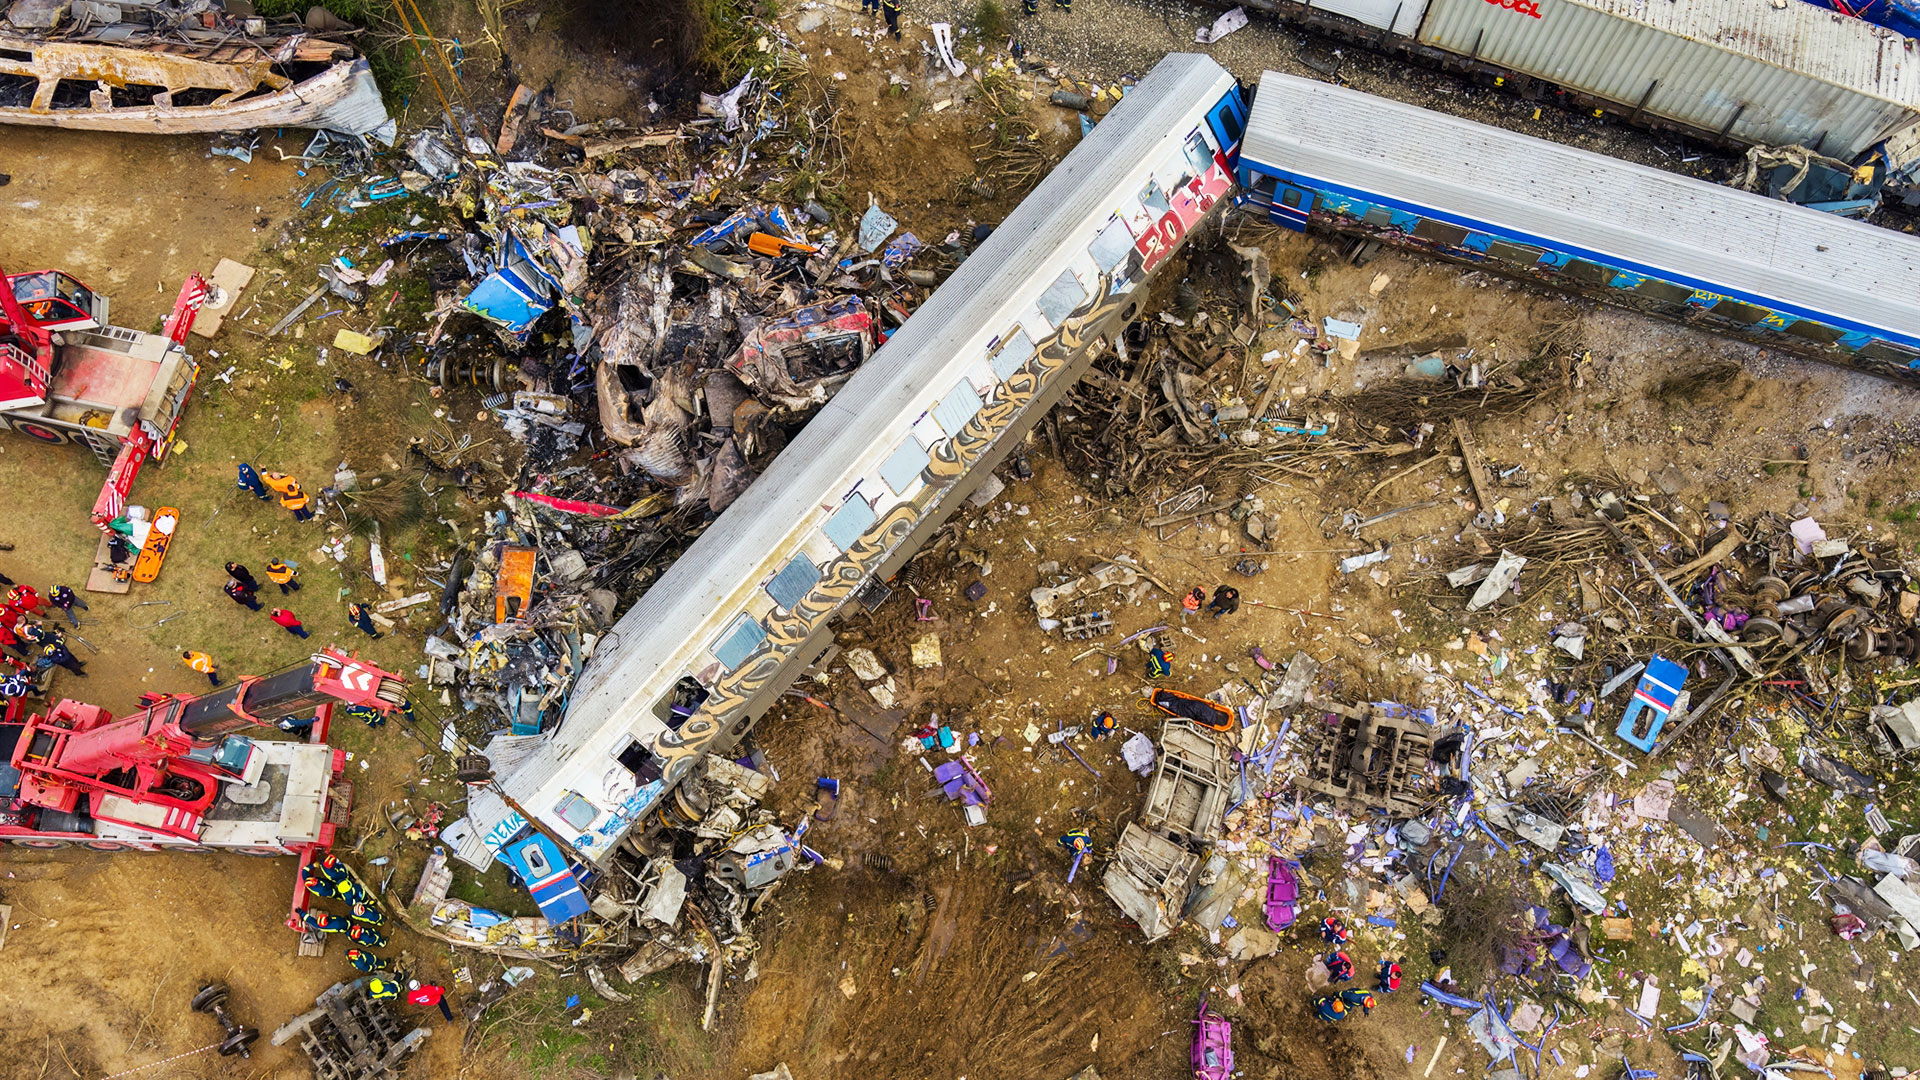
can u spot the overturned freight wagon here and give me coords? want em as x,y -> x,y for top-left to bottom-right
1232,0 -> 1920,160
458,54 -> 1251,881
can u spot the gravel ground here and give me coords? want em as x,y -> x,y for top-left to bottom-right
859,0 -> 1751,179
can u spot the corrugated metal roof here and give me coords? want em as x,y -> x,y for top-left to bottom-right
1574,0 -> 1920,103
499,55 -> 1240,833
1241,71 -> 1920,342
1415,0 -> 1920,155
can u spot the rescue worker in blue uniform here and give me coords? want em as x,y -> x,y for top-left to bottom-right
349,901 -> 384,927
1091,709 -> 1117,739
367,974 -> 401,1002
881,0 -> 902,39
345,948 -> 378,973
347,923 -> 389,949
1339,987 -> 1377,1015
1146,646 -> 1172,680
1320,915 -> 1350,944
1313,993 -> 1348,1022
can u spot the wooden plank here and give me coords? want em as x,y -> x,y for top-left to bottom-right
1451,418 -> 1496,513
85,533 -> 133,594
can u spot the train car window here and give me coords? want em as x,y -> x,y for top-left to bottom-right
713,614 -> 769,672
1785,319 -> 1846,345
990,327 -> 1035,379
1562,260 -> 1614,286
1139,179 -> 1171,217
651,675 -> 711,728
1362,206 -> 1394,228
1280,188 -> 1305,209
1184,131 -> 1214,177
1250,173 -> 1278,198
1090,218 -> 1135,273
1486,240 -> 1545,265
766,554 -> 824,610
617,739 -> 665,784
823,494 -> 876,551
1037,269 -> 1088,326
1411,219 -> 1470,247
1632,279 -> 1693,306
1708,299 -> 1769,325
881,438 -> 931,494
1857,340 -> 1920,365
554,792 -> 598,831
932,379 -> 983,434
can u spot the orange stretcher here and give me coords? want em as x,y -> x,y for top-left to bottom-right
131,507 -> 180,583
494,544 -> 535,622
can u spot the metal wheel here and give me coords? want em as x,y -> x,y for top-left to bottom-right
217,1027 -> 259,1057
81,840 -> 128,851
11,838 -> 71,849
1739,617 -> 1782,642
190,984 -> 229,1013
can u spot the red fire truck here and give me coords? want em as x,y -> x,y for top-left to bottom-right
1,264 -> 207,527
0,649 -> 404,920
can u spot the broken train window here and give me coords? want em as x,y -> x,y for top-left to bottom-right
650,674 -> 712,730
823,493 -> 877,552
1089,217 -> 1136,274
617,737 -> 666,784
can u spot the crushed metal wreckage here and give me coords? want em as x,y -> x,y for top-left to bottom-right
270,978 -> 430,1080
0,2 -> 389,134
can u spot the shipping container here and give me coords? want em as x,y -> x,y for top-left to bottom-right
1414,0 -> 1920,158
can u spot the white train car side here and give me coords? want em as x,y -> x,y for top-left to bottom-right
474,55 -> 1250,866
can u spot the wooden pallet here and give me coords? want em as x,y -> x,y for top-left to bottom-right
84,533 -> 133,594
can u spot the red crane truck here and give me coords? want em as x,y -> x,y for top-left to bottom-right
0,263 -> 208,527
0,649 -> 405,922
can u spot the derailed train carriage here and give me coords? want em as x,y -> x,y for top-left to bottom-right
1237,71 -> 1920,379
455,54 -> 1251,886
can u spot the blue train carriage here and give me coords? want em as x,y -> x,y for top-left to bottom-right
1234,72 -> 1920,381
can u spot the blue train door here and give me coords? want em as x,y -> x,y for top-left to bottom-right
1268,182 -> 1312,231
1206,86 -> 1248,157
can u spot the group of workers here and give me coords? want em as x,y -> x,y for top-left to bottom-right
0,578 -> 91,699
298,855 -> 455,1020
1312,916 -> 1403,1022
237,463 -> 315,522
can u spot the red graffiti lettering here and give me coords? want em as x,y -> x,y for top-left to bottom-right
1135,159 -> 1233,273
1484,0 -> 1541,15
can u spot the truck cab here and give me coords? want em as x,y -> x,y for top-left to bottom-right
10,270 -> 107,331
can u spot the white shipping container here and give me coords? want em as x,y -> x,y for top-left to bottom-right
1292,0 -> 1428,36
1414,0 -> 1920,158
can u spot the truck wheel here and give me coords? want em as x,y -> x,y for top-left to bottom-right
190,984 -> 229,1013
12,838 -> 71,849
82,841 -> 128,851
11,421 -> 70,445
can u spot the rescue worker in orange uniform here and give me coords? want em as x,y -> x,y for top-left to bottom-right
182,650 -> 220,687
265,558 -> 301,594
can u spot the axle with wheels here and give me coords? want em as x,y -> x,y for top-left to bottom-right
190,983 -> 260,1058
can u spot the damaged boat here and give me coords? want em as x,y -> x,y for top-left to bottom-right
0,3 -> 388,135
